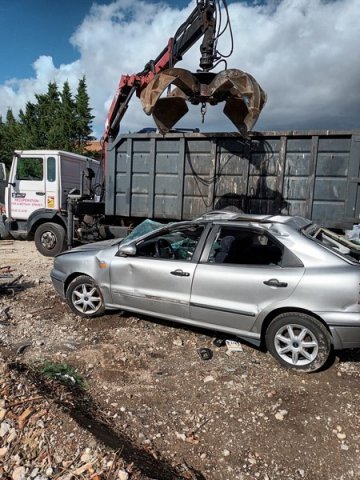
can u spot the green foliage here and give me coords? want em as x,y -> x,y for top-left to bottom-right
74,76 -> 95,152
0,77 -> 94,168
35,360 -> 88,389
0,109 -> 23,169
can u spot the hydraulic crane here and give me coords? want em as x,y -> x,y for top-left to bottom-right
103,0 -> 266,144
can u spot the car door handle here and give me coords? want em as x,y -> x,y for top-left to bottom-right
36,192 -> 45,196
170,269 -> 190,277
263,278 -> 288,288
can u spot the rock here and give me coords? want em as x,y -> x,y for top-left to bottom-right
45,467 -> 53,476
12,466 -> 26,480
340,444 -> 349,451
204,375 -> 214,383
275,410 -> 288,421
173,338 -> 183,346
175,431 -> 186,441
0,408 -> 6,421
6,429 -> 17,444
0,446 -> 8,457
80,448 -> 92,462
0,422 -> 10,437
30,468 -> 39,478
337,432 -> 346,440
118,469 -> 129,480
223,449 -> 230,457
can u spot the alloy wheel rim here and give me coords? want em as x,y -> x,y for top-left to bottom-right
72,283 -> 102,314
274,323 -> 319,366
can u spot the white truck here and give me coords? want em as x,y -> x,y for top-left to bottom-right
0,150 -> 100,256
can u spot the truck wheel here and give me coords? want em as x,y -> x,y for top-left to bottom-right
34,222 -> 66,257
66,275 -> 105,318
265,313 -> 332,373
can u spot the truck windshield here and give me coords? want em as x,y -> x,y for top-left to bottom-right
302,223 -> 360,264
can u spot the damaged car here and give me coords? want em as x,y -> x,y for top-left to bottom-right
50,213 -> 360,372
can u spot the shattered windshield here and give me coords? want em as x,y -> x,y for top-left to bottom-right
302,224 -> 360,264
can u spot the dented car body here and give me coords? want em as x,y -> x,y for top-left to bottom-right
51,213 -> 360,372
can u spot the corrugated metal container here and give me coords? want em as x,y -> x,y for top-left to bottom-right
106,130 -> 360,228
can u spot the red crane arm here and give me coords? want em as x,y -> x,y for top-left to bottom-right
102,1 -> 216,143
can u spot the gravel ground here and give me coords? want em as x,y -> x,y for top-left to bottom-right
1,240 -> 360,480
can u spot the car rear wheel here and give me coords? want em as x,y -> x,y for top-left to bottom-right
66,275 -> 105,318
265,313 -> 332,372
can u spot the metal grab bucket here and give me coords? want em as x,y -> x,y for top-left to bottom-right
140,68 -> 267,135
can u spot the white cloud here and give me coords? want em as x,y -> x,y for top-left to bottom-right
0,0 -> 359,137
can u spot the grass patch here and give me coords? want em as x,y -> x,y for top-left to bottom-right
34,361 -> 88,389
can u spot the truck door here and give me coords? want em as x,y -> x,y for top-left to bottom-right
45,155 -> 58,210
8,155 -> 46,220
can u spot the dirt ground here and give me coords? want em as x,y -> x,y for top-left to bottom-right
1,240 -> 360,480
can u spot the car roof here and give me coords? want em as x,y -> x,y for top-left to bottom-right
195,211 -> 312,230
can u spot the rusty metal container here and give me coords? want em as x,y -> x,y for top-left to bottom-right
106,130 -> 360,229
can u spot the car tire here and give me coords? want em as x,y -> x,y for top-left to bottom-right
265,313 -> 332,372
34,222 -> 66,257
66,275 -> 106,318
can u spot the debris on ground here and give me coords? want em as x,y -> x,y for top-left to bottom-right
1,240 -> 360,480
225,339 -> 243,353
0,266 -> 24,295
197,348 -> 213,361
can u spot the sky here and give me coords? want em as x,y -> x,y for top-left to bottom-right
0,0 -> 359,138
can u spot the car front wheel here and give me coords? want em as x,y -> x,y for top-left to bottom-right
265,313 -> 332,372
66,275 -> 105,318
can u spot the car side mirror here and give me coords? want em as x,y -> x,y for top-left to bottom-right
117,244 -> 137,257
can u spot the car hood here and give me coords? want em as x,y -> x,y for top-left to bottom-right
56,238 -> 121,257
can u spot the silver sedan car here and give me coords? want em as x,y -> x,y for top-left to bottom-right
51,213 -> 360,372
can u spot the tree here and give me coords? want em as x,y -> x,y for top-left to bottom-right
0,115 -> 4,162
36,82 -> 62,148
19,102 -> 41,149
59,81 -> 77,151
0,77 -> 95,159
0,109 -> 23,169
74,77 -> 94,151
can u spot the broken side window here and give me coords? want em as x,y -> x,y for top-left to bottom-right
208,227 -> 283,266
136,225 -> 205,261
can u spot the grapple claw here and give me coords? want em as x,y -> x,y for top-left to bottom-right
140,67 -> 266,135
208,69 -> 267,136
140,68 -> 201,134
151,97 -> 189,134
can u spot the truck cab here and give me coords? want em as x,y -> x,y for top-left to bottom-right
1,150 -> 99,255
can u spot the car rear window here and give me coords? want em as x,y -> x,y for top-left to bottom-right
302,224 -> 360,264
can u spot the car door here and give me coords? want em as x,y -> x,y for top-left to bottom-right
190,225 -> 305,335
110,223 -> 208,321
